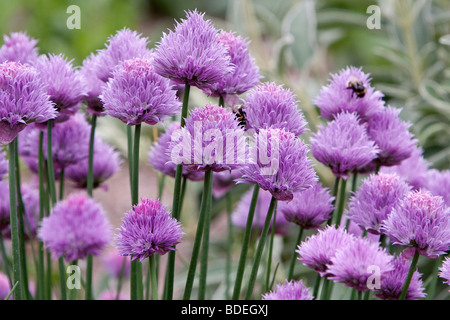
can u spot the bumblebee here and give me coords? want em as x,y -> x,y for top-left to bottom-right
231,104 -> 247,129
346,76 -> 366,98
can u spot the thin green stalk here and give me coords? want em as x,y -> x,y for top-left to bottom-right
198,170 -> 214,300
14,139 -> 30,299
225,192 -> 233,300
8,139 -> 22,300
0,233 -> 12,288
287,227 -> 304,280
115,258 -> 127,300
245,196 -> 277,299
319,278 -> 330,300
265,205 -> 277,291
334,178 -> 348,226
37,132 -> 46,299
166,81 -> 190,300
59,169 -> 64,201
87,114 -> 97,197
183,169 -> 212,300
4,281 -> 19,300
85,114 -> 97,301
232,184 -> 260,300
327,177 -> 340,226
399,250 -> 420,300
127,125 -> 133,198
46,120 -> 57,205
312,273 -> 322,299
426,256 -> 442,300
218,95 -> 225,107
130,124 -> 142,300
47,120 -> 66,300
149,255 -> 158,300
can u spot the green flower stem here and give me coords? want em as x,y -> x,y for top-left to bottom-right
115,258 -> 127,300
166,81 -> 190,300
8,139 -> 22,300
198,170 -> 214,300
37,132 -> 46,299
319,278 -> 330,300
130,124 -> 143,300
14,139 -> 30,299
225,192 -> 233,300
312,273 -> 322,298
183,169 -> 212,300
334,178 -> 348,226
426,256 -> 442,300
47,120 -> 67,301
127,125 -> 133,197
85,114 -> 97,301
149,255 -> 158,300
399,250 -> 420,300
287,227 -> 304,281
4,281 -> 19,300
327,177 -> 340,226
265,204 -> 277,291
232,184 -> 260,300
245,196 -> 277,300
0,233 -> 12,288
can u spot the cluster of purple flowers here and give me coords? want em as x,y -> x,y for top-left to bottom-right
0,8 -> 448,303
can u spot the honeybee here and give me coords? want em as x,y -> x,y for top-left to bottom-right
346,76 -> 366,98
231,104 -> 247,129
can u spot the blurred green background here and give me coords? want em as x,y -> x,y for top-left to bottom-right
1,0 -> 449,300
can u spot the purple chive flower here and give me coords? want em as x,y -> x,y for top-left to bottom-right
101,248 -> 131,279
169,103 -> 246,173
314,66 -> 384,121
327,237 -> 394,291
232,188 -> 290,234
115,198 -> 184,261
79,52 -> 107,116
310,112 -> 379,179
382,190 -> 450,259
381,145 -> 430,190
148,122 -> 204,181
296,225 -> 355,277
203,30 -> 261,99
346,173 -> 411,235
262,280 -> 314,300
0,31 -> 39,65
0,272 -> 11,300
0,61 -> 56,145
212,169 -> 241,198
34,53 -> 87,122
152,10 -> 233,88
238,128 -> 317,201
278,181 -> 334,229
366,106 -> 417,167
38,193 -> 111,262
65,138 -> 121,189
374,255 -> 426,300
80,28 -> 151,116
101,57 -> 181,126
47,113 -> 90,170
95,28 -> 151,83
0,181 -> 10,232
0,150 -> 7,180
424,169 -> 450,206
439,257 -> 450,289
243,82 -> 307,136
